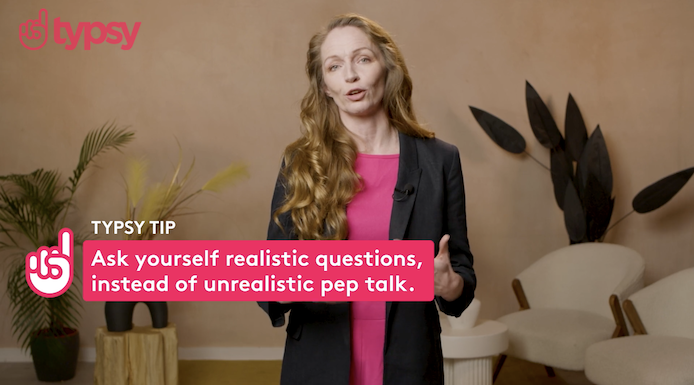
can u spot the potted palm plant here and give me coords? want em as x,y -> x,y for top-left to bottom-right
0,122 -> 134,381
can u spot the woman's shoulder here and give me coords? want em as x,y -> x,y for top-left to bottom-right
406,134 -> 460,161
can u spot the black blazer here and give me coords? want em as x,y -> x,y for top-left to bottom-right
259,132 -> 476,385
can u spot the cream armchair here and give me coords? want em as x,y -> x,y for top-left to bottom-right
585,267 -> 694,385
493,243 -> 645,382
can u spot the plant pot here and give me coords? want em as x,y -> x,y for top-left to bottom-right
105,301 -> 168,332
30,327 -> 80,382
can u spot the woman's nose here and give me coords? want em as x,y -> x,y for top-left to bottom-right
345,63 -> 359,82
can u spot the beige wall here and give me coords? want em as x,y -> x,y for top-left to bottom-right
1,0 -> 693,350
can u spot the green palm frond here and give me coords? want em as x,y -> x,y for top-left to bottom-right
46,287 -> 83,330
68,120 -> 134,194
0,122 -> 133,352
0,188 -> 41,247
1,170 -> 68,246
7,260 -> 46,351
0,169 -> 63,209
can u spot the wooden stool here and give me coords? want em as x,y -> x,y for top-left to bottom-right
94,323 -> 178,385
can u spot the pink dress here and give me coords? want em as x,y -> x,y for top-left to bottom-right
346,153 -> 399,385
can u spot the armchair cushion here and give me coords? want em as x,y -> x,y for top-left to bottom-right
585,335 -> 694,385
516,243 -> 645,321
498,308 -> 614,370
628,267 -> 694,338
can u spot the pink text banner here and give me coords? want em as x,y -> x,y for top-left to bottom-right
82,240 -> 434,302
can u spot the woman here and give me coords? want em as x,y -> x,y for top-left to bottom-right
259,13 -> 476,385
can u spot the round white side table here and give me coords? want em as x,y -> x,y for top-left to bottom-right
440,314 -> 508,385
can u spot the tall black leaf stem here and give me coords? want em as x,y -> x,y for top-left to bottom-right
603,209 -> 635,236
524,150 -> 550,171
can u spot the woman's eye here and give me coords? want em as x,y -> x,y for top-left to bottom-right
359,57 -> 371,63
329,65 -> 339,71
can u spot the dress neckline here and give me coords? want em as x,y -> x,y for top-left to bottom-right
356,153 -> 400,159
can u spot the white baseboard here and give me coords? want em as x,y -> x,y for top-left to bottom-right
0,347 -> 284,363
0,348 -> 32,363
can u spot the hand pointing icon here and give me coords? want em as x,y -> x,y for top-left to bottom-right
19,8 -> 48,50
25,228 -> 74,298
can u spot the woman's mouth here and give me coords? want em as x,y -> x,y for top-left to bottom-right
346,89 -> 366,101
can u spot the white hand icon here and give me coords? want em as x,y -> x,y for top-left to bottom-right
25,228 -> 74,298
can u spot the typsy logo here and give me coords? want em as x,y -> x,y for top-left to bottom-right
19,8 -> 141,50
26,228 -> 74,298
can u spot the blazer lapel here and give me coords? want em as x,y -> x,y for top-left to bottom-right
389,132 -> 421,241
386,132 -> 422,343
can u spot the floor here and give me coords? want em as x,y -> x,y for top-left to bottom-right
0,356 -> 593,384
494,356 -> 594,385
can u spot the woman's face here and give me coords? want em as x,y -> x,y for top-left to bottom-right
320,26 -> 387,119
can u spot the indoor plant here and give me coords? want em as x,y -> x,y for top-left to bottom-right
470,81 -> 693,243
0,122 -> 133,381
104,147 -> 247,332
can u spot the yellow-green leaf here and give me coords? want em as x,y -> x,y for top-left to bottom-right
201,163 -> 248,193
125,157 -> 148,207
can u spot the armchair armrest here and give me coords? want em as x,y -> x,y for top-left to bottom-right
512,278 -> 530,310
623,299 -> 648,335
609,294 -> 629,338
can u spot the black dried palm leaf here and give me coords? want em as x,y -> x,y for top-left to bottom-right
576,126 -> 613,199
550,146 -> 574,210
632,167 -> 694,213
563,181 -> 587,244
526,81 -> 563,149
584,173 -> 614,241
565,94 -> 588,162
469,106 -> 526,154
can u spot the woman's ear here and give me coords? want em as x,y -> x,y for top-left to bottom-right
322,83 -> 332,98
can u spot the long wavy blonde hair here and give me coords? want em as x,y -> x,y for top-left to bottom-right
274,13 -> 434,240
